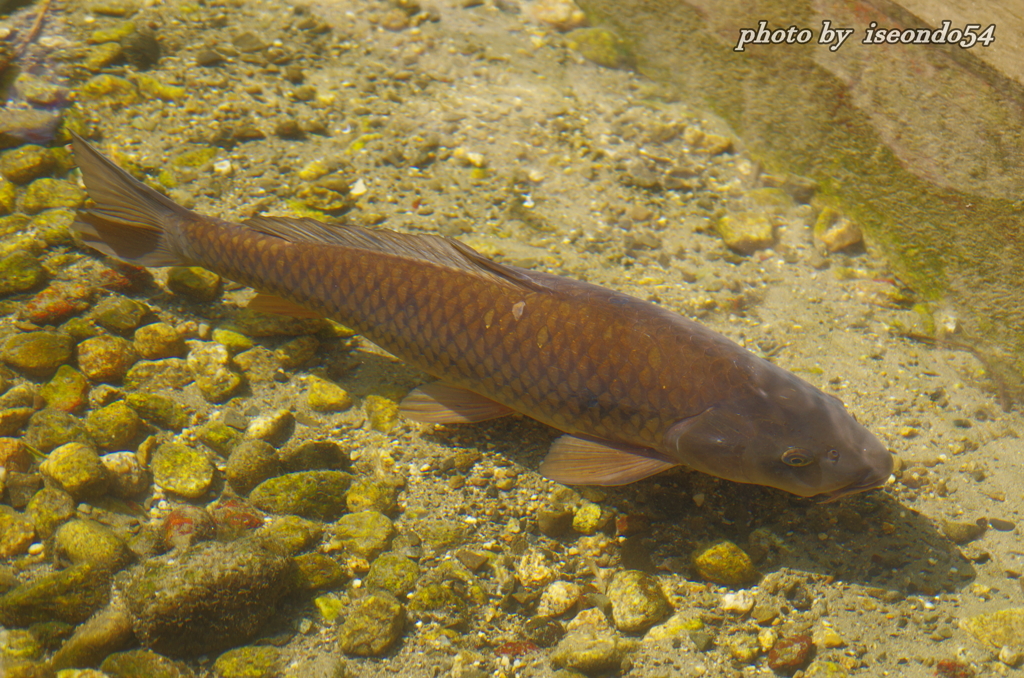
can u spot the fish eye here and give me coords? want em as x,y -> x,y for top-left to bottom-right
781,448 -> 814,467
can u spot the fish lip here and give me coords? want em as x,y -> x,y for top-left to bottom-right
815,469 -> 890,504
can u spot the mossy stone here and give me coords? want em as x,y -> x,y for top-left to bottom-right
39,364 -> 89,413
133,322 -> 185,359
226,440 -> 281,495
0,251 -> 44,296
197,421 -> 240,456
330,510 -> 394,559
91,295 -> 148,334
22,178 -> 87,213
78,74 -> 138,105
1,331 -> 72,379
76,334 -> 138,383
345,478 -> 398,514
0,563 -> 112,626
274,335 -> 318,369
125,392 -> 188,431
0,506 -> 35,558
307,375 -> 353,412
166,266 -> 221,302
123,358 -> 193,391
100,648 -> 195,678
211,645 -> 281,678
24,408 -> 89,452
364,553 -> 420,597
565,27 -> 632,69
258,515 -> 323,556
693,541 -> 758,587
53,518 -> 133,571
0,145 -> 55,184
606,570 -> 672,633
364,395 -> 398,432
249,471 -> 351,521
26,487 -> 75,538
336,590 -> 405,657
39,441 -> 109,499
151,442 -> 214,499
715,212 -> 775,254
211,328 -> 253,354
86,400 -> 141,450
292,553 -> 347,592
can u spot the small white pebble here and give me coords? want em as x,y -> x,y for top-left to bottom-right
350,178 -> 367,196
27,543 -> 44,556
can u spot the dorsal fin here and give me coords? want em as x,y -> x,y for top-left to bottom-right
242,215 -> 549,293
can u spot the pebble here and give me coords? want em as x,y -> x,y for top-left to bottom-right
212,328 -> 254,354
537,580 -> 582,618
165,266 -> 222,302
86,402 -> 141,451
123,538 -> 291,656
125,391 -> 189,431
131,322 -> 185,359
537,503 -> 574,538
721,590 -> 756,614
337,590 -> 405,656
123,357 -> 193,390
549,627 -> 638,673
79,74 -> 138,105
274,335 -> 319,369
692,541 -> 758,586
0,144 -> 55,183
39,441 -> 109,499
150,441 -> 214,499
0,251 -> 45,296
1,331 -> 73,379
245,408 -> 294,446
364,553 -> 420,596
813,624 -> 845,648
606,570 -> 672,632
814,207 -> 863,252
25,486 -> 75,538
250,471 -> 351,521
572,501 -> 606,534
53,518 -> 133,571
940,518 -> 986,544
99,649 -> 194,677
38,365 -> 88,413
516,548 -> 557,588
100,451 -> 148,498
364,395 -> 399,432
962,607 -> 1024,648
523,0 -> 587,31
715,212 -> 775,254
22,178 -> 86,213
258,515 -> 322,556
90,295 -> 148,334
727,632 -> 760,663
226,440 -> 282,495
187,341 -> 242,403
306,374 -> 354,412
212,645 -> 281,678
330,510 -> 395,559
21,283 -> 92,325
346,477 -> 399,513
565,27 -> 631,69
768,634 -> 813,673
0,506 -> 35,557
0,562 -> 112,626
77,334 -> 139,383
25,408 -> 90,453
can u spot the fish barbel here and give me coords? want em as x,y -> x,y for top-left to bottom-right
71,134 -> 893,501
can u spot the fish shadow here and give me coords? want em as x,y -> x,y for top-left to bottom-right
419,417 -> 976,597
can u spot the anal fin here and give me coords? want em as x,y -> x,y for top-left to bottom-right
400,382 -> 515,423
539,435 -> 677,486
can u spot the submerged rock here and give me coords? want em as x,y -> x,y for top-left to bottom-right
606,570 -> 671,633
121,538 -> 292,656
0,563 -> 112,626
250,471 -> 351,521
336,590 -> 405,657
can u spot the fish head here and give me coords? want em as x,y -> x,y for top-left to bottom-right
663,362 -> 893,500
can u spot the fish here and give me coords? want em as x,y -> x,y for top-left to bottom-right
70,133 -> 893,501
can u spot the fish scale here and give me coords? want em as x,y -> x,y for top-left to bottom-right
70,133 -> 894,499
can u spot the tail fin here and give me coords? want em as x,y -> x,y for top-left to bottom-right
71,133 -> 193,266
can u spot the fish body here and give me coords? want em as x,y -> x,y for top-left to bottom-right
71,134 -> 893,500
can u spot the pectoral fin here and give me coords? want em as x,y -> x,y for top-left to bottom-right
539,435 -> 677,486
400,382 -> 516,423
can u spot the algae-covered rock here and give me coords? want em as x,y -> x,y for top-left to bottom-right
226,440 -> 281,495
345,477 -> 399,514
211,645 -> 281,678
0,251 -> 45,296
53,518 -> 133,571
79,74 -> 138,105
249,471 -> 351,521
565,27 -> 632,69
26,486 -> 76,538
77,334 -> 139,383
22,178 -> 87,213
151,442 -> 214,499
693,541 -> 758,587
962,607 -> 1024,648
257,515 -> 323,556
245,408 -> 294,447
100,648 -> 196,678
364,395 -> 398,432
123,358 -> 193,390
274,335 -> 318,369
1,331 -> 72,379
39,364 -> 89,412
606,570 -> 672,633
364,553 -> 420,597
24,408 -> 89,452
0,144 -> 55,183
101,451 -> 149,499
336,590 -> 405,657
715,212 -> 775,254
86,401 -> 141,450
187,342 -> 241,403
91,295 -> 149,334
292,553 -> 347,592
39,441 -> 110,499
133,322 -> 185,359
122,538 -> 292,656
329,510 -> 394,558
306,374 -> 353,412
407,581 -> 468,628
0,506 -> 35,558
0,563 -> 112,626
166,266 -> 221,302
550,627 -> 638,673
125,392 -> 189,431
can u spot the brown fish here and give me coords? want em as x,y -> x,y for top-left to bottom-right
70,134 -> 893,501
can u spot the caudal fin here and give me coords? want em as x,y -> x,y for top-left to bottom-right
71,133 -> 193,266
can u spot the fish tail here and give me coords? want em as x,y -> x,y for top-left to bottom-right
71,133 -> 194,267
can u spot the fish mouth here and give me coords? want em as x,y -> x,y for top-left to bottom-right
815,468 -> 891,504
